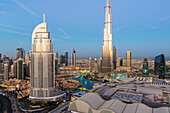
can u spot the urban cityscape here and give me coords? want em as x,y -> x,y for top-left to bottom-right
0,0 -> 170,113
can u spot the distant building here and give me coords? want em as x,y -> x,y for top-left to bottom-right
113,46 -> 117,69
71,49 -> 76,66
17,58 -> 24,80
89,57 -> 92,72
94,58 -> 99,73
56,52 -> 58,58
4,63 -> 9,80
99,57 -> 102,72
143,58 -> 148,75
126,51 -> 132,68
16,48 -> 25,61
0,53 -> 2,63
65,51 -> 68,66
55,58 -> 58,75
117,57 -> 123,67
13,61 -> 17,78
154,54 -> 166,79
60,55 -> 65,65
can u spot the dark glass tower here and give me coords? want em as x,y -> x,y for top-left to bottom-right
143,58 -> 148,75
71,49 -> 76,66
65,51 -> 68,66
16,48 -> 25,61
113,46 -> 116,69
154,54 -> 166,79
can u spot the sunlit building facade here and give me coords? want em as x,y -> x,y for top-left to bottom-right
30,14 -> 65,101
101,0 -> 113,73
126,51 -> 132,68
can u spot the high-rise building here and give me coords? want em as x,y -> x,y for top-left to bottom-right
101,0 -> 113,73
30,14 -> 65,101
65,51 -> 68,66
0,53 -> 2,63
113,46 -> 116,69
89,57 -> 92,72
117,57 -> 123,67
94,58 -> 99,73
60,55 -> 65,65
154,54 -> 166,79
16,48 -> 25,61
55,58 -> 58,75
56,52 -> 58,59
11,64 -> 14,76
126,51 -> 132,68
4,63 -> 9,80
26,61 -> 31,77
99,57 -> 102,72
71,49 -> 76,66
17,58 -> 24,80
13,61 -> 17,78
143,58 -> 148,75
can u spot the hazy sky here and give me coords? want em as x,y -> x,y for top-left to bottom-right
0,0 -> 170,58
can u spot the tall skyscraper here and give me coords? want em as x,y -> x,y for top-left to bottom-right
4,63 -> 9,80
0,53 -> 2,63
94,58 -> 99,73
154,54 -> 166,79
113,46 -> 117,69
99,57 -> 102,72
30,14 -> 64,101
17,58 -> 24,80
65,51 -> 68,66
126,51 -> 132,68
143,58 -> 149,75
71,49 -> 76,66
56,52 -> 58,59
13,61 -> 17,78
101,0 -> 113,73
117,57 -> 123,67
60,55 -> 65,65
89,57 -> 92,72
16,48 -> 25,61
55,58 -> 58,75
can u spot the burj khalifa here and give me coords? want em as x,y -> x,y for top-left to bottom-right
101,0 -> 113,73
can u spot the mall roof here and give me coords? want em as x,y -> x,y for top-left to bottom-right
68,93 -> 170,113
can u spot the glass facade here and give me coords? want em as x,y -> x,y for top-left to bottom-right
154,54 -> 166,79
143,58 -> 148,75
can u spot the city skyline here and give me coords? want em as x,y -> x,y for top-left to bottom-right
0,0 -> 170,57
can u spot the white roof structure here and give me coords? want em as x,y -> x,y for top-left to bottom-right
68,93 -> 170,113
137,86 -> 163,95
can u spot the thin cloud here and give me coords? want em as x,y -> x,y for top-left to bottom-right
57,28 -> 72,39
0,28 -> 30,36
0,23 -> 28,31
13,0 -> 39,18
161,16 -> 170,21
0,11 -> 10,15
113,25 -> 128,32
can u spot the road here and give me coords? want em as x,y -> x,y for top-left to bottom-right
49,102 -> 70,113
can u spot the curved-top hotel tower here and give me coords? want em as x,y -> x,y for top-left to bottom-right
29,14 -> 65,101
102,0 -> 113,73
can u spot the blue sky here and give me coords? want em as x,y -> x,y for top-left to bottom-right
0,0 -> 170,58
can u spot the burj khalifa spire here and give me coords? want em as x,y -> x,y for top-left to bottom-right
101,0 -> 113,73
